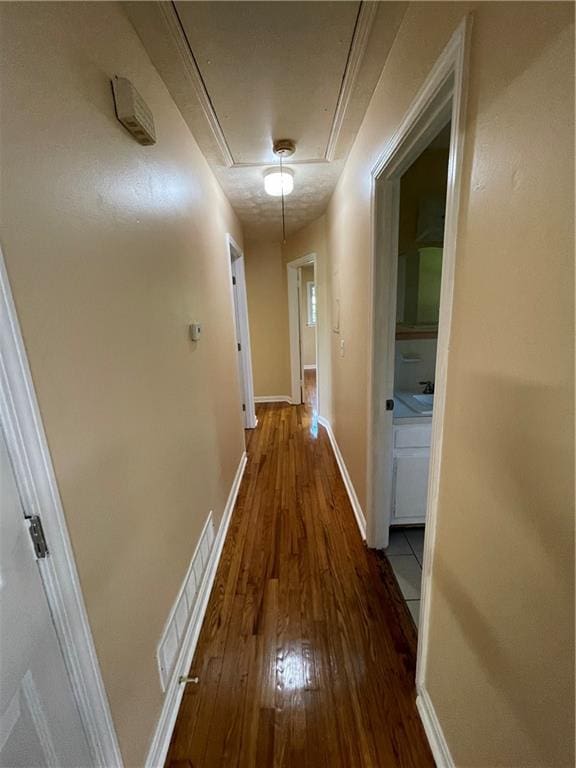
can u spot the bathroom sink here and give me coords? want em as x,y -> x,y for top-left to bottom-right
395,391 -> 434,415
413,394 -> 434,408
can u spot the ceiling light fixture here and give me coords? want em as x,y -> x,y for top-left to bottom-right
265,139 -> 296,242
264,167 -> 294,197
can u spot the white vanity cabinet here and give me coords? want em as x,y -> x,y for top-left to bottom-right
392,421 -> 432,524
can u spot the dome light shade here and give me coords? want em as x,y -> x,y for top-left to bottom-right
264,167 -> 294,197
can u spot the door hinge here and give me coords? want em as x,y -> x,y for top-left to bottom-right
242,403 -> 246,412
237,342 -> 241,351
28,515 -> 49,559
232,276 -> 236,285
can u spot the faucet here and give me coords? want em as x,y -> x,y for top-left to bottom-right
419,380 -> 434,394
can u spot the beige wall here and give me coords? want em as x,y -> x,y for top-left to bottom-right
244,216 -> 330,408
326,2 -> 574,765
0,3 -> 245,765
6,2 -> 572,764
299,265 -> 316,367
282,215 -> 331,419
244,240 -> 291,397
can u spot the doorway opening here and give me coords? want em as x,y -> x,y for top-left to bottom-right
287,253 -> 318,412
367,17 -> 469,720
227,235 -> 257,429
300,264 -> 318,410
384,121 -> 451,629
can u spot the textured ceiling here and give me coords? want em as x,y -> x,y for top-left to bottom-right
125,1 -> 408,241
217,161 -> 343,239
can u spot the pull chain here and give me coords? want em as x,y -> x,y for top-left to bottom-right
280,154 -> 286,244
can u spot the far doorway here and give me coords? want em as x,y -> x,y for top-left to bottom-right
299,264 -> 317,410
228,235 -> 257,429
287,253 -> 318,411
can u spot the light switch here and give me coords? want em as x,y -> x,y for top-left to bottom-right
340,339 -> 345,357
189,323 -> 202,342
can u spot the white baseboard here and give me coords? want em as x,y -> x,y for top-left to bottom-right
254,395 -> 292,404
302,364 -> 317,371
317,416 -> 366,540
145,452 -> 248,768
416,687 -> 454,768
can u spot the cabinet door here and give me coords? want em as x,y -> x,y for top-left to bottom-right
393,454 -> 430,523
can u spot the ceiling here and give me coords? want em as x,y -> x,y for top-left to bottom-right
125,1 -> 407,241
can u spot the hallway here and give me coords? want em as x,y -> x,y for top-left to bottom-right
1,3 -> 573,766
166,387 -> 434,767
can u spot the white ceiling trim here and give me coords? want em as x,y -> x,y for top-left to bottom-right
159,1 -> 235,167
324,1 -> 378,161
231,159 -> 330,169
159,0 -> 378,170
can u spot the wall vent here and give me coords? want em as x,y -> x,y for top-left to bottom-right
156,512 -> 216,691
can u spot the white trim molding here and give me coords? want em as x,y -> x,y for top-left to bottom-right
415,14 -> 472,692
365,15 -> 471,765
416,690 -> 455,768
158,1 -> 235,167
325,1 -> 378,161
155,1 -> 378,169
287,266 -> 302,406
318,416 -> 366,541
286,253 -> 317,407
0,247 -> 123,767
145,452 -> 247,768
254,395 -> 292,404
302,364 -> 317,371
367,18 -> 471,549
227,234 -> 257,430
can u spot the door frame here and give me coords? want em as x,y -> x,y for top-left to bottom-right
366,14 -> 471,714
287,253 -> 317,407
0,247 -> 123,767
226,235 -> 256,429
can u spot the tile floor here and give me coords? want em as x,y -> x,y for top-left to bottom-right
385,526 -> 425,629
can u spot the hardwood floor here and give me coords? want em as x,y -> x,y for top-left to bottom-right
165,378 -> 434,768
303,369 -> 317,409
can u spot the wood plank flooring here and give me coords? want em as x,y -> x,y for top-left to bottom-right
303,369 -> 317,409
165,372 -> 434,767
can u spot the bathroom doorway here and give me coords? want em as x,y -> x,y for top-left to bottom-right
367,18 -> 469,696
369,103 -> 458,554
385,122 -> 451,629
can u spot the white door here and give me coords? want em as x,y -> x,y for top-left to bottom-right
0,426 -> 92,768
231,263 -> 248,426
